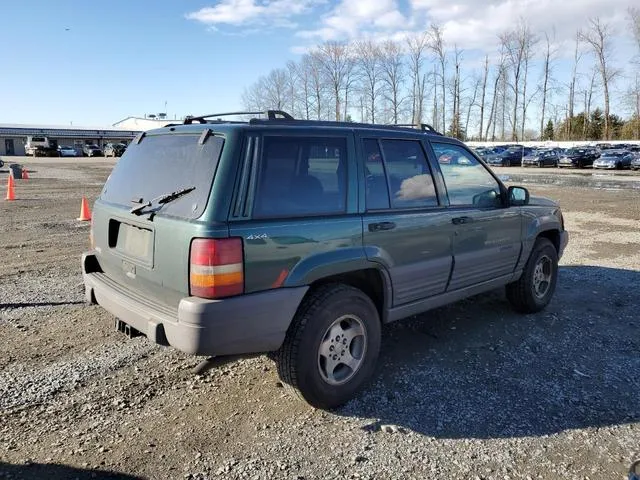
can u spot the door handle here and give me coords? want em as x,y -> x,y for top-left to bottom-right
368,221 -> 396,232
452,216 -> 473,225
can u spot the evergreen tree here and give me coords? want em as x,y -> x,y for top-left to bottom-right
543,119 -> 554,140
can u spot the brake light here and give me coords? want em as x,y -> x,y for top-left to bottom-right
190,238 -> 244,299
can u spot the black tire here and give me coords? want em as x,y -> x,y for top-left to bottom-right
276,283 -> 381,409
506,238 -> 558,314
538,160 -> 544,168
577,160 -> 583,169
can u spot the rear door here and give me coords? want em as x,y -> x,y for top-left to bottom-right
93,131 -> 227,308
429,141 -> 522,291
228,130 -> 361,294
360,136 -> 452,306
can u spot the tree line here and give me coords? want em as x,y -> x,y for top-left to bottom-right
242,11 -> 640,142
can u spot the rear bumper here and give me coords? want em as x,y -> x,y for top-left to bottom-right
82,252 -> 308,356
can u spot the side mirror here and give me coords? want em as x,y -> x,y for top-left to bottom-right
508,186 -> 529,206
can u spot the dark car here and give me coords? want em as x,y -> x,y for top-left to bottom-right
486,146 -> 532,167
104,143 -> 127,158
593,150 -> 634,169
631,154 -> 640,171
557,148 -> 598,168
82,109 -> 568,409
522,150 -> 559,167
83,144 -> 103,157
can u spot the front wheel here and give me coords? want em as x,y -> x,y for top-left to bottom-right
506,238 -> 558,313
276,284 -> 381,409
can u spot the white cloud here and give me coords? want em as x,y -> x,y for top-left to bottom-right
186,0 -> 323,29
409,0 -> 632,55
297,0 -> 408,41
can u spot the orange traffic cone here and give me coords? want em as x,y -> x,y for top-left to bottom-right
5,175 -> 15,201
77,196 -> 91,221
22,168 -> 29,180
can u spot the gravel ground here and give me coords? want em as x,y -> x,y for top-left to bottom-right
1,158 -> 639,480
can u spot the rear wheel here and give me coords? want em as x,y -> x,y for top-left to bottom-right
506,238 -> 558,313
276,284 -> 381,409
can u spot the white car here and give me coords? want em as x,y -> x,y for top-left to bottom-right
58,145 -> 77,157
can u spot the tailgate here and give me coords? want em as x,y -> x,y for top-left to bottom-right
91,130 -> 227,308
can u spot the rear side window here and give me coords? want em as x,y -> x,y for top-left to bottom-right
100,133 -> 223,219
253,136 -> 347,218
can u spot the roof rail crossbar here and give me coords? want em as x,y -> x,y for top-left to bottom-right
183,110 -> 294,124
390,123 -> 439,133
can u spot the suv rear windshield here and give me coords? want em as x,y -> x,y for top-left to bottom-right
100,133 -> 223,219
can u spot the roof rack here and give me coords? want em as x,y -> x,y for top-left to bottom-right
390,123 -> 441,133
183,110 -> 294,125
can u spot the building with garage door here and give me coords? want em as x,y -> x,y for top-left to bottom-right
0,123 -> 141,156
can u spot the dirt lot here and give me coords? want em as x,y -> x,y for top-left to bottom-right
1,158 -> 639,480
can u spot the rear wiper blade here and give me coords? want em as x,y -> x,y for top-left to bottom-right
157,186 -> 196,205
130,186 -> 196,215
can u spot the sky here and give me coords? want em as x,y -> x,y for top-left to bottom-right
0,0 -> 637,127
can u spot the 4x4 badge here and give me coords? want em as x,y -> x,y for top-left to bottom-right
246,233 -> 269,240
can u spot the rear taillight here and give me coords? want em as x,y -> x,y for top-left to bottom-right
189,238 -> 244,299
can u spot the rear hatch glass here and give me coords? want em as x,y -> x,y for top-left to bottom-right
100,133 -> 224,219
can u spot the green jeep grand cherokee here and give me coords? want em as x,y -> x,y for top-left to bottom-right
82,111 -> 568,409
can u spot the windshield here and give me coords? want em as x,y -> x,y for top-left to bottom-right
566,149 -> 585,155
100,133 -> 223,219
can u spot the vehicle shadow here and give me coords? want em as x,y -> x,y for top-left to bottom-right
336,265 -> 640,440
0,301 -> 85,309
0,462 -> 143,480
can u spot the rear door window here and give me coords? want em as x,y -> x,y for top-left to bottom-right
253,136 -> 347,218
380,139 -> 438,209
100,133 -> 223,219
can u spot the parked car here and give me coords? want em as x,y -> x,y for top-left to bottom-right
522,149 -> 559,167
486,146 -> 533,167
630,154 -> 640,171
83,144 -> 103,157
593,150 -> 634,169
557,147 -> 599,168
82,110 -> 568,409
58,145 -> 78,157
104,143 -> 127,158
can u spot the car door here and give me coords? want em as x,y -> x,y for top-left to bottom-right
429,141 -> 522,291
360,136 -> 453,306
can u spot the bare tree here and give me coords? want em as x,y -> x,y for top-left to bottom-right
582,69 -> 598,140
354,40 -> 382,123
500,20 -> 535,141
429,24 -> 447,132
406,31 -> 430,124
579,18 -> 619,140
449,46 -> 463,138
627,74 -> 640,138
520,29 -> 538,140
539,31 -> 558,138
306,53 -> 326,120
379,40 -> 405,124
567,32 -> 581,138
485,46 -> 507,141
313,42 -> 352,121
431,64 -> 439,128
464,77 -> 480,140
630,7 -> 640,62
478,55 -> 489,140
